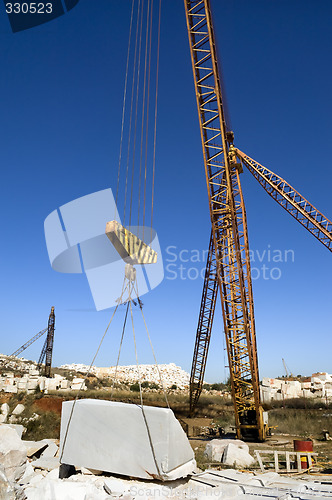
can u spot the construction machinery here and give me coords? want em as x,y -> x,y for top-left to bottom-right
10,307 -> 55,378
184,0 -> 332,441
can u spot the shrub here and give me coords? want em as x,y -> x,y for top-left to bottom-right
23,411 -> 61,441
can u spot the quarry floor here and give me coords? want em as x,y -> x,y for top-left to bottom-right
2,392 -> 332,474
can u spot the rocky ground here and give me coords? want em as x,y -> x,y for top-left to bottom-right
1,422 -> 332,499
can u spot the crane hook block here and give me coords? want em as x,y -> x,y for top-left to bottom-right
105,220 -> 157,265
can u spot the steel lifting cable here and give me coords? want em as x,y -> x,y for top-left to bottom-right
128,0 -> 145,227
123,0 -> 142,226
109,300 -> 130,399
115,0 -> 135,218
117,0 -> 161,243
141,0 -> 153,240
150,0 -> 161,244
128,282 -> 162,479
59,276 -> 129,462
132,278 -> 170,408
137,0 -> 152,229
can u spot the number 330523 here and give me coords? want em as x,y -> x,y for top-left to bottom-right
6,3 -> 53,14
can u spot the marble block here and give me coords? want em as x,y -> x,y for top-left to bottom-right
59,399 -> 195,481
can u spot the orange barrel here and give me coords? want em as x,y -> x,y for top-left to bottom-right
293,440 -> 313,469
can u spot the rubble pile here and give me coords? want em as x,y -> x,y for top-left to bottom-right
0,354 -> 35,373
60,362 -> 191,389
260,372 -> 332,402
0,425 -> 330,500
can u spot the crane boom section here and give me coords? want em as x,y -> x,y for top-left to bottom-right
11,328 -> 47,358
189,233 -> 218,413
184,0 -> 265,440
236,149 -> 332,252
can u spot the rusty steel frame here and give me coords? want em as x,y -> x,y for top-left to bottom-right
235,149 -> 332,251
184,0 -> 264,440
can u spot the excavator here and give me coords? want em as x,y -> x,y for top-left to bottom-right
184,0 -> 332,441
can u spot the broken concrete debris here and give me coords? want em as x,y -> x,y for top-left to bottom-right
60,399 -> 196,481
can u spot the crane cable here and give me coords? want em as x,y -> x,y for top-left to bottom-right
60,271 -> 169,477
123,0 -> 143,226
128,290 -> 161,478
115,0 -> 135,216
59,275 -> 129,462
128,0 -> 145,227
133,277 -> 169,408
116,0 -> 161,240
137,0 -> 153,229
148,0 -> 161,244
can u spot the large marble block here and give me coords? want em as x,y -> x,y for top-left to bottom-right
59,399 -> 195,481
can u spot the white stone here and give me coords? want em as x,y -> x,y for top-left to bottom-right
17,381 -> 27,390
222,443 -> 255,468
1,403 -> 9,418
45,379 -> 59,391
204,439 -> 249,462
0,425 -> 27,481
60,399 -> 196,481
29,369 -> 39,376
12,404 -> 25,416
5,424 -> 25,438
0,467 -> 15,500
38,379 -> 45,391
22,440 -> 49,458
46,468 -> 60,480
103,478 -> 129,496
4,386 -> 17,394
27,380 -> 39,390
32,456 -> 60,471
21,462 -> 35,481
24,479 -> 109,500
41,441 -> 58,458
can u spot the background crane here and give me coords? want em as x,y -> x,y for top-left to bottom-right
37,307 -> 55,378
10,307 -> 55,378
184,0 -> 332,441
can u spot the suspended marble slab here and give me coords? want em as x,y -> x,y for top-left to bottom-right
105,221 -> 157,265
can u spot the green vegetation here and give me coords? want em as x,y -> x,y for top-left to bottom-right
269,408 -> 332,438
24,411 -> 61,441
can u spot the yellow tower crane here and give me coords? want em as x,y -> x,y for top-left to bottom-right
184,0 -> 332,441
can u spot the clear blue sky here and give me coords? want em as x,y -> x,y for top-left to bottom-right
0,0 -> 331,382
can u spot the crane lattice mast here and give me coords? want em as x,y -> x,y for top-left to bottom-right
37,307 -> 55,378
184,0 -> 265,440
